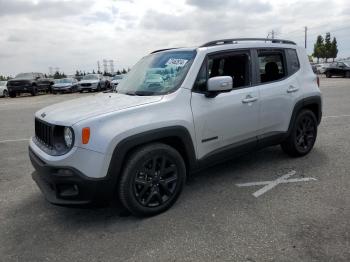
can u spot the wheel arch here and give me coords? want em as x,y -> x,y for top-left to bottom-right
287,95 -> 322,136
106,126 -> 197,186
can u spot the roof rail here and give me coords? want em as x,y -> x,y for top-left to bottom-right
200,38 -> 296,47
150,48 -> 179,54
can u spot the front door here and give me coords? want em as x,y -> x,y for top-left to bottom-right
191,50 -> 260,159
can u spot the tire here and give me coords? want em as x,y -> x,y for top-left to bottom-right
31,87 -> 37,96
326,71 -> 331,78
97,83 -> 101,92
3,89 -> 8,97
118,143 -> 186,217
346,71 -> 350,78
281,109 -> 318,157
9,91 -> 16,98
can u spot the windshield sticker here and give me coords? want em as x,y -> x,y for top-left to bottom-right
165,58 -> 188,67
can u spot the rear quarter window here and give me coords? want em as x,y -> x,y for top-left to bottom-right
286,49 -> 300,75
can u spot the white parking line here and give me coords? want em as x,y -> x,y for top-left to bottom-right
236,170 -> 317,198
323,114 -> 350,119
0,138 -> 29,144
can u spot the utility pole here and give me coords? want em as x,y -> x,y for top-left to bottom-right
271,30 -> 275,39
304,26 -> 308,49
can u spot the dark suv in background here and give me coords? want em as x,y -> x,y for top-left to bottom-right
325,61 -> 350,78
7,73 -> 54,98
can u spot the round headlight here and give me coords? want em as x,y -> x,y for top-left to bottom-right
64,127 -> 73,148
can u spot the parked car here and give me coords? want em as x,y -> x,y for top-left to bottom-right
111,74 -> 125,89
52,78 -> 79,94
7,73 -> 53,98
78,74 -> 109,92
0,81 -> 8,97
29,38 -> 322,217
325,62 -> 350,78
315,63 -> 330,74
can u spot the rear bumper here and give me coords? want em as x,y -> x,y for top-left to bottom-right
29,147 -> 115,206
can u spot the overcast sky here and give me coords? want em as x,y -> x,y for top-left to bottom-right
0,0 -> 349,76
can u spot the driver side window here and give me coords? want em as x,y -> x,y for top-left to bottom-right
193,52 -> 250,92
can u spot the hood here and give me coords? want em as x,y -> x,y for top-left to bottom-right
79,79 -> 99,84
35,93 -> 163,125
53,83 -> 72,87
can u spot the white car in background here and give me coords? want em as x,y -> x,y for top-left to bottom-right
316,63 -> 330,74
0,81 -> 8,97
78,74 -> 109,92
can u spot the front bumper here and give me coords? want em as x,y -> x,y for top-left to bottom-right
29,147 -> 115,206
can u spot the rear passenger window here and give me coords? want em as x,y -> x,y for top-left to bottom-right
258,51 -> 286,83
286,49 -> 300,74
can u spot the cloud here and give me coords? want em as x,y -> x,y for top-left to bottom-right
186,0 -> 272,13
0,0 -> 349,76
0,0 -> 94,19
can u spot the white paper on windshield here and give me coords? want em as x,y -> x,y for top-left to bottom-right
165,58 -> 188,67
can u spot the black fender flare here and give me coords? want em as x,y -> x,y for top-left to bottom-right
106,126 -> 197,185
287,95 -> 322,137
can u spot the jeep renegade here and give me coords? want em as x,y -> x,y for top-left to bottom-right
29,38 -> 322,216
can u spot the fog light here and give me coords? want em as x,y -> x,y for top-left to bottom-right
57,169 -> 74,176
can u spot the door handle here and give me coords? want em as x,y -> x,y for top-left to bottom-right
287,85 -> 299,93
242,95 -> 258,104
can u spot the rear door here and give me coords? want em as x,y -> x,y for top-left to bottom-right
256,48 -> 301,137
191,50 -> 260,159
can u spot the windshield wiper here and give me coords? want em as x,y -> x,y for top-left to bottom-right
125,91 -> 156,96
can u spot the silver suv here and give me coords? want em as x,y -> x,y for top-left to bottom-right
29,38 -> 322,216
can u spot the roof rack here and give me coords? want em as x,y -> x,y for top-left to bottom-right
200,38 -> 296,47
150,48 -> 179,54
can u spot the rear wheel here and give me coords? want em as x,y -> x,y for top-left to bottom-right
326,71 -> 332,78
346,71 -> 350,78
3,89 -> 8,97
281,109 -> 317,157
118,143 -> 186,217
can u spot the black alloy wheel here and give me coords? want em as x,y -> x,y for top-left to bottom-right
119,143 -> 186,217
281,109 -> 317,157
133,155 -> 178,208
295,114 -> 316,153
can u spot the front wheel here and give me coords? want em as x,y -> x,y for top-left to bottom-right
3,89 -> 8,97
326,71 -> 331,78
118,143 -> 186,217
31,87 -> 37,96
9,91 -> 16,98
346,71 -> 350,78
281,109 -> 318,157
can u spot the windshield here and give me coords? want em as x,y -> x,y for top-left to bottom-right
15,73 -> 34,79
0,81 -> 7,86
55,78 -> 73,84
83,74 -> 99,80
117,50 -> 196,96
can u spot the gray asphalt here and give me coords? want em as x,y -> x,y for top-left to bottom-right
1,78 -> 349,262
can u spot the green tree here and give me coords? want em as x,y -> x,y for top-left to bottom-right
122,68 -> 127,74
330,37 -> 338,62
313,35 -> 325,63
116,70 -> 121,75
324,32 -> 332,62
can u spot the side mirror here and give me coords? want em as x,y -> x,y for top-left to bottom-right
206,76 -> 233,97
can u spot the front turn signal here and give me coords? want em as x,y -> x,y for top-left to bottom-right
82,127 -> 90,144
